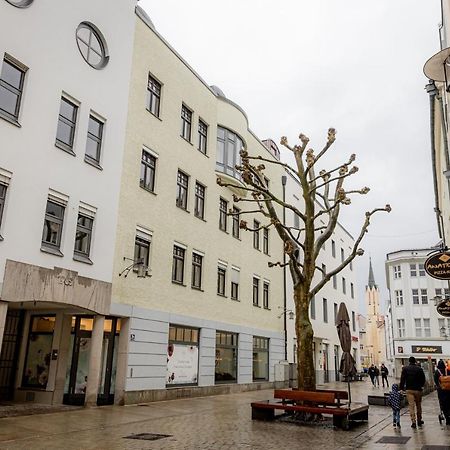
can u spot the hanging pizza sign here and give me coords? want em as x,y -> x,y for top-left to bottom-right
436,299 -> 450,317
424,251 -> 450,280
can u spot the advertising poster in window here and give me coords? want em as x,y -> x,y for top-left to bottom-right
167,343 -> 198,385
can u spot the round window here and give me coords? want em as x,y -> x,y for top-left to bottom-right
75,22 -> 109,70
5,0 -> 33,7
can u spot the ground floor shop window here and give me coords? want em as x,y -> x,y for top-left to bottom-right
167,325 -> 199,386
22,316 -> 55,388
253,336 -> 269,381
215,331 -> 237,383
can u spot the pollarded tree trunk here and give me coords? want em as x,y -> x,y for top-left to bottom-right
295,284 -> 316,391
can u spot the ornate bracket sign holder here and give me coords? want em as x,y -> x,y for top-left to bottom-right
424,250 -> 450,317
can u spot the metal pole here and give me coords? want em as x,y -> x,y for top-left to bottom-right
282,175 -> 287,361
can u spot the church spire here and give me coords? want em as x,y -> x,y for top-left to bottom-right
368,258 -> 377,288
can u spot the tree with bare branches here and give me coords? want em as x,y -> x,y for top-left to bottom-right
217,128 -> 390,391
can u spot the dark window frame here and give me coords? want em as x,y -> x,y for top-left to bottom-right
216,126 -> 244,180
232,206 -> 240,239
253,220 -> 260,250
0,183 -> 7,235
263,228 -> 269,254
0,57 -> 26,123
85,114 -> 104,164
194,182 -> 205,219
176,170 -> 189,210
172,245 -> 185,284
198,119 -> 208,154
147,74 -> 161,117
219,198 -> 228,232
191,253 -> 203,289
55,96 -> 78,153
74,213 -> 94,258
263,282 -> 269,309
41,200 -> 65,250
217,266 -> 226,296
253,277 -> 260,306
181,104 -> 192,142
140,149 -> 157,192
323,298 -> 328,323
134,235 -> 151,270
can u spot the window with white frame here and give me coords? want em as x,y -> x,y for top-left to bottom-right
74,204 -> 96,262
191,252 -> 203,290
421,288 -> 428,304
41,194 -> 67,254
253,276 -> 260,306
217,262 -> 227,296
85,114 -> 104,165
231,266 -> 240,300
418,263 -> 426,277
172,244 -> 185,284
55,96 -> 78,153
412,289 -> 419,305
399,319 -> 405,337
140,148 -> 157,192
147,74 -> 161,117
263,281 -> 269,309
393,265 -> 401,279
423,318 -> 431,337
414,318 -> 422,337
410,264 -> 417,277
216,127 -> 243,180
0,56 -> 27,123
134,228 -> 152,274
395,290 -> 403,306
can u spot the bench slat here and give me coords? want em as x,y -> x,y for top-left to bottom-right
274,389 -> 335,404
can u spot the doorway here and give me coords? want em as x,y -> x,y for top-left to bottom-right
63,316 -> 119,406
334,345 -> 340,381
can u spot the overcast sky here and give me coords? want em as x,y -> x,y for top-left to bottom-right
140,0 -> 443,313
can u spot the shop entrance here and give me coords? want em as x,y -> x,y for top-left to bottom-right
63,316 -> 119,406
0,310 -> 24,401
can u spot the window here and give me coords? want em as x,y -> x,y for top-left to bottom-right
342,277 -> 346,295
219,198 -> 228,231
134,233 -> 151,271
410,264 -> 417,277
423,318 -> 431,337
216,127 -> 243,179
198,119 -> 208,154
412,289 -> 419,305
421,288 -> 428,304
323,298 -> 328,323
181,105 -> 192,141
232,207 -> 240,239
331,240 -> 336,258
340,248 -> 344,263
253,220 -> 260,250
418,264 -> 426,277
436,288 -> 443,298
332,274 -> 337,289
350,282 -> 354,299
167,325 -> 199,386
310,297 -> 316,320
395,290 -> 404,306
349,260 -> 353,271
176,170 -> 189,210
0,183 -> 7,235
215,331 -> 237,383
415,318 -> 422,337
191,253 -> 203,289
293,212 -> 300,229
194,182 -> 205,219
172,245 -> 185,284
231,266 -> 240,300
217,265 -> 226,296
253,277 -> 260,306
263,282 -> 269,309
352,311 -> 356,332
146,74 -> 161,117
85,114 -> 104,164
263,228 -> 269,255
0,57 -> 26,122
140,149 -> 156,192
393,265 -> 401,279
42,200 -> 65,251
75,22 -> 109,69
55,97 -> 78,152
253,337 -> 269,381
22,316 -> 55,388
334,303 -> 338,323
74,214 -> 93,260
397,319 -> 405,338
439,318 -> 446,336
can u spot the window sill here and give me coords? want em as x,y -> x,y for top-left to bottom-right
230,297 -> 240,302
73,253 -> 93,265
176,206 -> 190,213
140,185 -> 157,196
253,304 -> 261,308
263,307 -> 271,311
217,293 -> 227,298
253,248 -> 261,252
197,149 -> 209,158
191,286 -> 204,292
55,141 -> 76,156
40,245 -> 63,257
219,228 -> 229,234
194,215 -> 207,222
84,156 -> 103,171
146,108 -> 162,121
180,135 -> 193,145
232,235 -> 241,241
172,281 -> 186,287
0,110 -> 21,128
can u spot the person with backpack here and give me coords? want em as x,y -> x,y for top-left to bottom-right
434,359 -> 450,425
381,363 -> 389,388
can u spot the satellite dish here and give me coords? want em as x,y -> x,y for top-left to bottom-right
423,47 -> 450,82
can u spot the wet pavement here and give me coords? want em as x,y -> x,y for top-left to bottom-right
0,379 -> 448,449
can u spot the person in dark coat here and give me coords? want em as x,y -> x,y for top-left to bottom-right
381,363 -> 389,388
400,356 -> 426,428
388,383 -> 403,428
368,364 -> 376,387
374,365 -> 380,387
434,359 -> 450,425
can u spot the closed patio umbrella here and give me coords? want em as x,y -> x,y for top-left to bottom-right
336,302 -> 357,405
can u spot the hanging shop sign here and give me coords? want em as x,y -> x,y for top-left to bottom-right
437,298 -> 450,317
424,251 -> 450,280
411,345 -> 442,354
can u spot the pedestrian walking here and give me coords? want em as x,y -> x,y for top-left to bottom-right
400,356 -> 426,429
434,359 -> 450,425
368,364 -> 376,387
388,383 -> 403,428
381,363 -> 389,388
374,365 -> 380,387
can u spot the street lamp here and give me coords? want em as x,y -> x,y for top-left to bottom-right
278,307 -> 295,320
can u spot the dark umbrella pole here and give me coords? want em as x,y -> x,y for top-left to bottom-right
336,302 -> 357,407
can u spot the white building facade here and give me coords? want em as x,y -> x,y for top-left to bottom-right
385,248 -> 450,379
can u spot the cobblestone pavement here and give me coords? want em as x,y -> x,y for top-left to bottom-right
0,379 -> 448,449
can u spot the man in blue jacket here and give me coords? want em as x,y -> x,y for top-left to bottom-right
400,356 -> 426,428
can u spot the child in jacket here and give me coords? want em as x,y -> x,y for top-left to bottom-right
388,383 -> 403,428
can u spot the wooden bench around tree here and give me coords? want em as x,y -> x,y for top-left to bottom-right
251,389 -> 369,430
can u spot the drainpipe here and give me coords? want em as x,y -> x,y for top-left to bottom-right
281,175 -> 287,361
